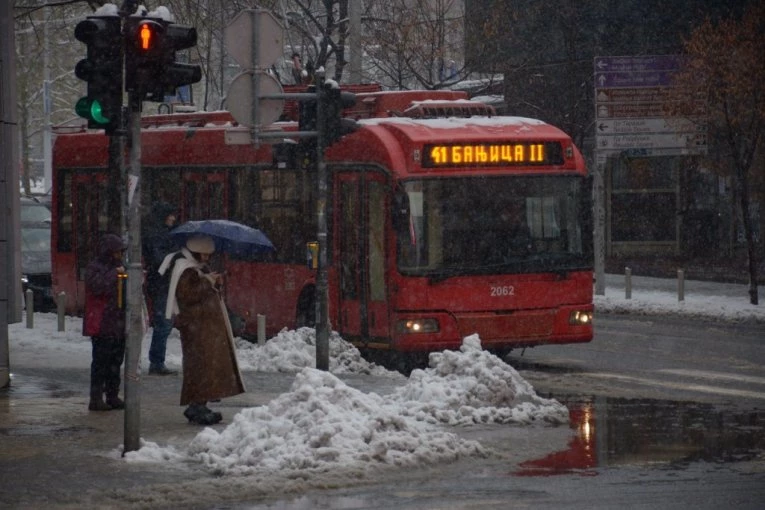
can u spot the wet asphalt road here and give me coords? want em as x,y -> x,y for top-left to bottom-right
226,313 -> 765,510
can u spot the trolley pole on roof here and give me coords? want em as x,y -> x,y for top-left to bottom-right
123,90 -> 143,453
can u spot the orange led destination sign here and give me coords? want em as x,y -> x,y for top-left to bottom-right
422,142 -> 563,168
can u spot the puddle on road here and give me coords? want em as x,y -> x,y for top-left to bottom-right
514,396 -> 765,476
0,373 -> 79,400
0,374 -> 98,459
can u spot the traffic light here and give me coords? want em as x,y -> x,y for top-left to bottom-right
124,18 -> 165,101
323,86 -> 357,146
298,85 -> 357,146
163,23 -> 202,93
125,18 -> 201,102
298,85 -> 318,132
74,16 -> 122,133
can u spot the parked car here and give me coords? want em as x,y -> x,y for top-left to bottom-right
20,196 -> 55,312
21,195 -> 52,223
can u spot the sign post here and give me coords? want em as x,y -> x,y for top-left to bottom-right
592,55 -> 707,292
224,9 -> 285,142
224,9 -> 341,371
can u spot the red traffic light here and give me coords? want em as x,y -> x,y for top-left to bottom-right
139,23 -> 153,50
130,19 -> 163,53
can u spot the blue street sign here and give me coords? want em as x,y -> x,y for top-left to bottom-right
594,55 -> 683,73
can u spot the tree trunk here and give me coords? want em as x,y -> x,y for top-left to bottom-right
737,166 -> 759,305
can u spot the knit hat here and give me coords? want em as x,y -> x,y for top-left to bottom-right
186,235 -> 215,254
98,233 -> 127,257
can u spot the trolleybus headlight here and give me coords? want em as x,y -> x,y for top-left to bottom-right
397,318 -> 439,334
569,310 -> 592,325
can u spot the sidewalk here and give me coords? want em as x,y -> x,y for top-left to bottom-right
595,272 -> 765,323
0,369 -> 310,509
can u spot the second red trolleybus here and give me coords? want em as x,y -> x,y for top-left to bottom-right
52,89 -> 593,366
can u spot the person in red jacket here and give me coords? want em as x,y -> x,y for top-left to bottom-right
82,233 -> 127,411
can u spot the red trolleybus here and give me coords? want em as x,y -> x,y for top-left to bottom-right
52,89 -> 593,365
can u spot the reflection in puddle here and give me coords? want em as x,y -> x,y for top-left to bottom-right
514,396 -> 765,476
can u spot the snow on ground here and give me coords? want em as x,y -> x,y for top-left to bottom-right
234,327 -> 395,376
8,315 -> 565,477
125,334 -> 565,475
594,287 -> 765,323
7,276 -> 763,479
393,335 -> 568,426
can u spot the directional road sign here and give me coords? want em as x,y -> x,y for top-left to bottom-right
594,54 -> 706,155
595,118 -> 704,135
596,132 -> 707,151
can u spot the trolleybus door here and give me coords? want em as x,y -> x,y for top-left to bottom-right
335,172 -> 390,345
181,171 -> 227,221
71,172 -> 109,311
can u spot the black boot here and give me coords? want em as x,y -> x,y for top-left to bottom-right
183,404 -> 205,423
89,382 -> 111,411
106,395 -> 125,409
184,403 -> 222,425
89,398 -> 111,411
203,405 -> 223,424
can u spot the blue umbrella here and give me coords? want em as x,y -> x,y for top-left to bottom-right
170,219 -> 275,257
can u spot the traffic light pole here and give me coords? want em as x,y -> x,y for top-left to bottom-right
72,1 -> 203,453
123,91 -> 143,453
315,76 -> 330,371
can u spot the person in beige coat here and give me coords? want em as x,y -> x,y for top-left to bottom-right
158,235 -> 245,425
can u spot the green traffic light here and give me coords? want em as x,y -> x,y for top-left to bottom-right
75,96 -> 109,125
89,99 -> 109,124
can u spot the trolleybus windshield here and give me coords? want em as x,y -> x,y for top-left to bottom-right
395,175 -> 592,277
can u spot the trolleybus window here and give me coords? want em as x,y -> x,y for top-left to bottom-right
140,167 -> 181,223
184,175 -> 225,220
228,167 -> 316,263
396,176 -> 591,276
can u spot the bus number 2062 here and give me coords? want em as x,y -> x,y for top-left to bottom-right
491,285 -> 515,297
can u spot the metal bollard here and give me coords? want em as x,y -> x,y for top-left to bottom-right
257,314 -> 266,345
57,292 -> 67,332
25,289 -> 34,329
677,269 -> 685,302
625,267 -> 632,300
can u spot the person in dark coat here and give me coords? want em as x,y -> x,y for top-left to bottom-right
83,233 -> 127,411
499,199 -> 534,258
158,235 -> 245,425
142,201 -> 179,375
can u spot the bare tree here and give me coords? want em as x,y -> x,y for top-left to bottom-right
669,3 -> 764,304
363,0 -> 466,90
14,0 -> 89,193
